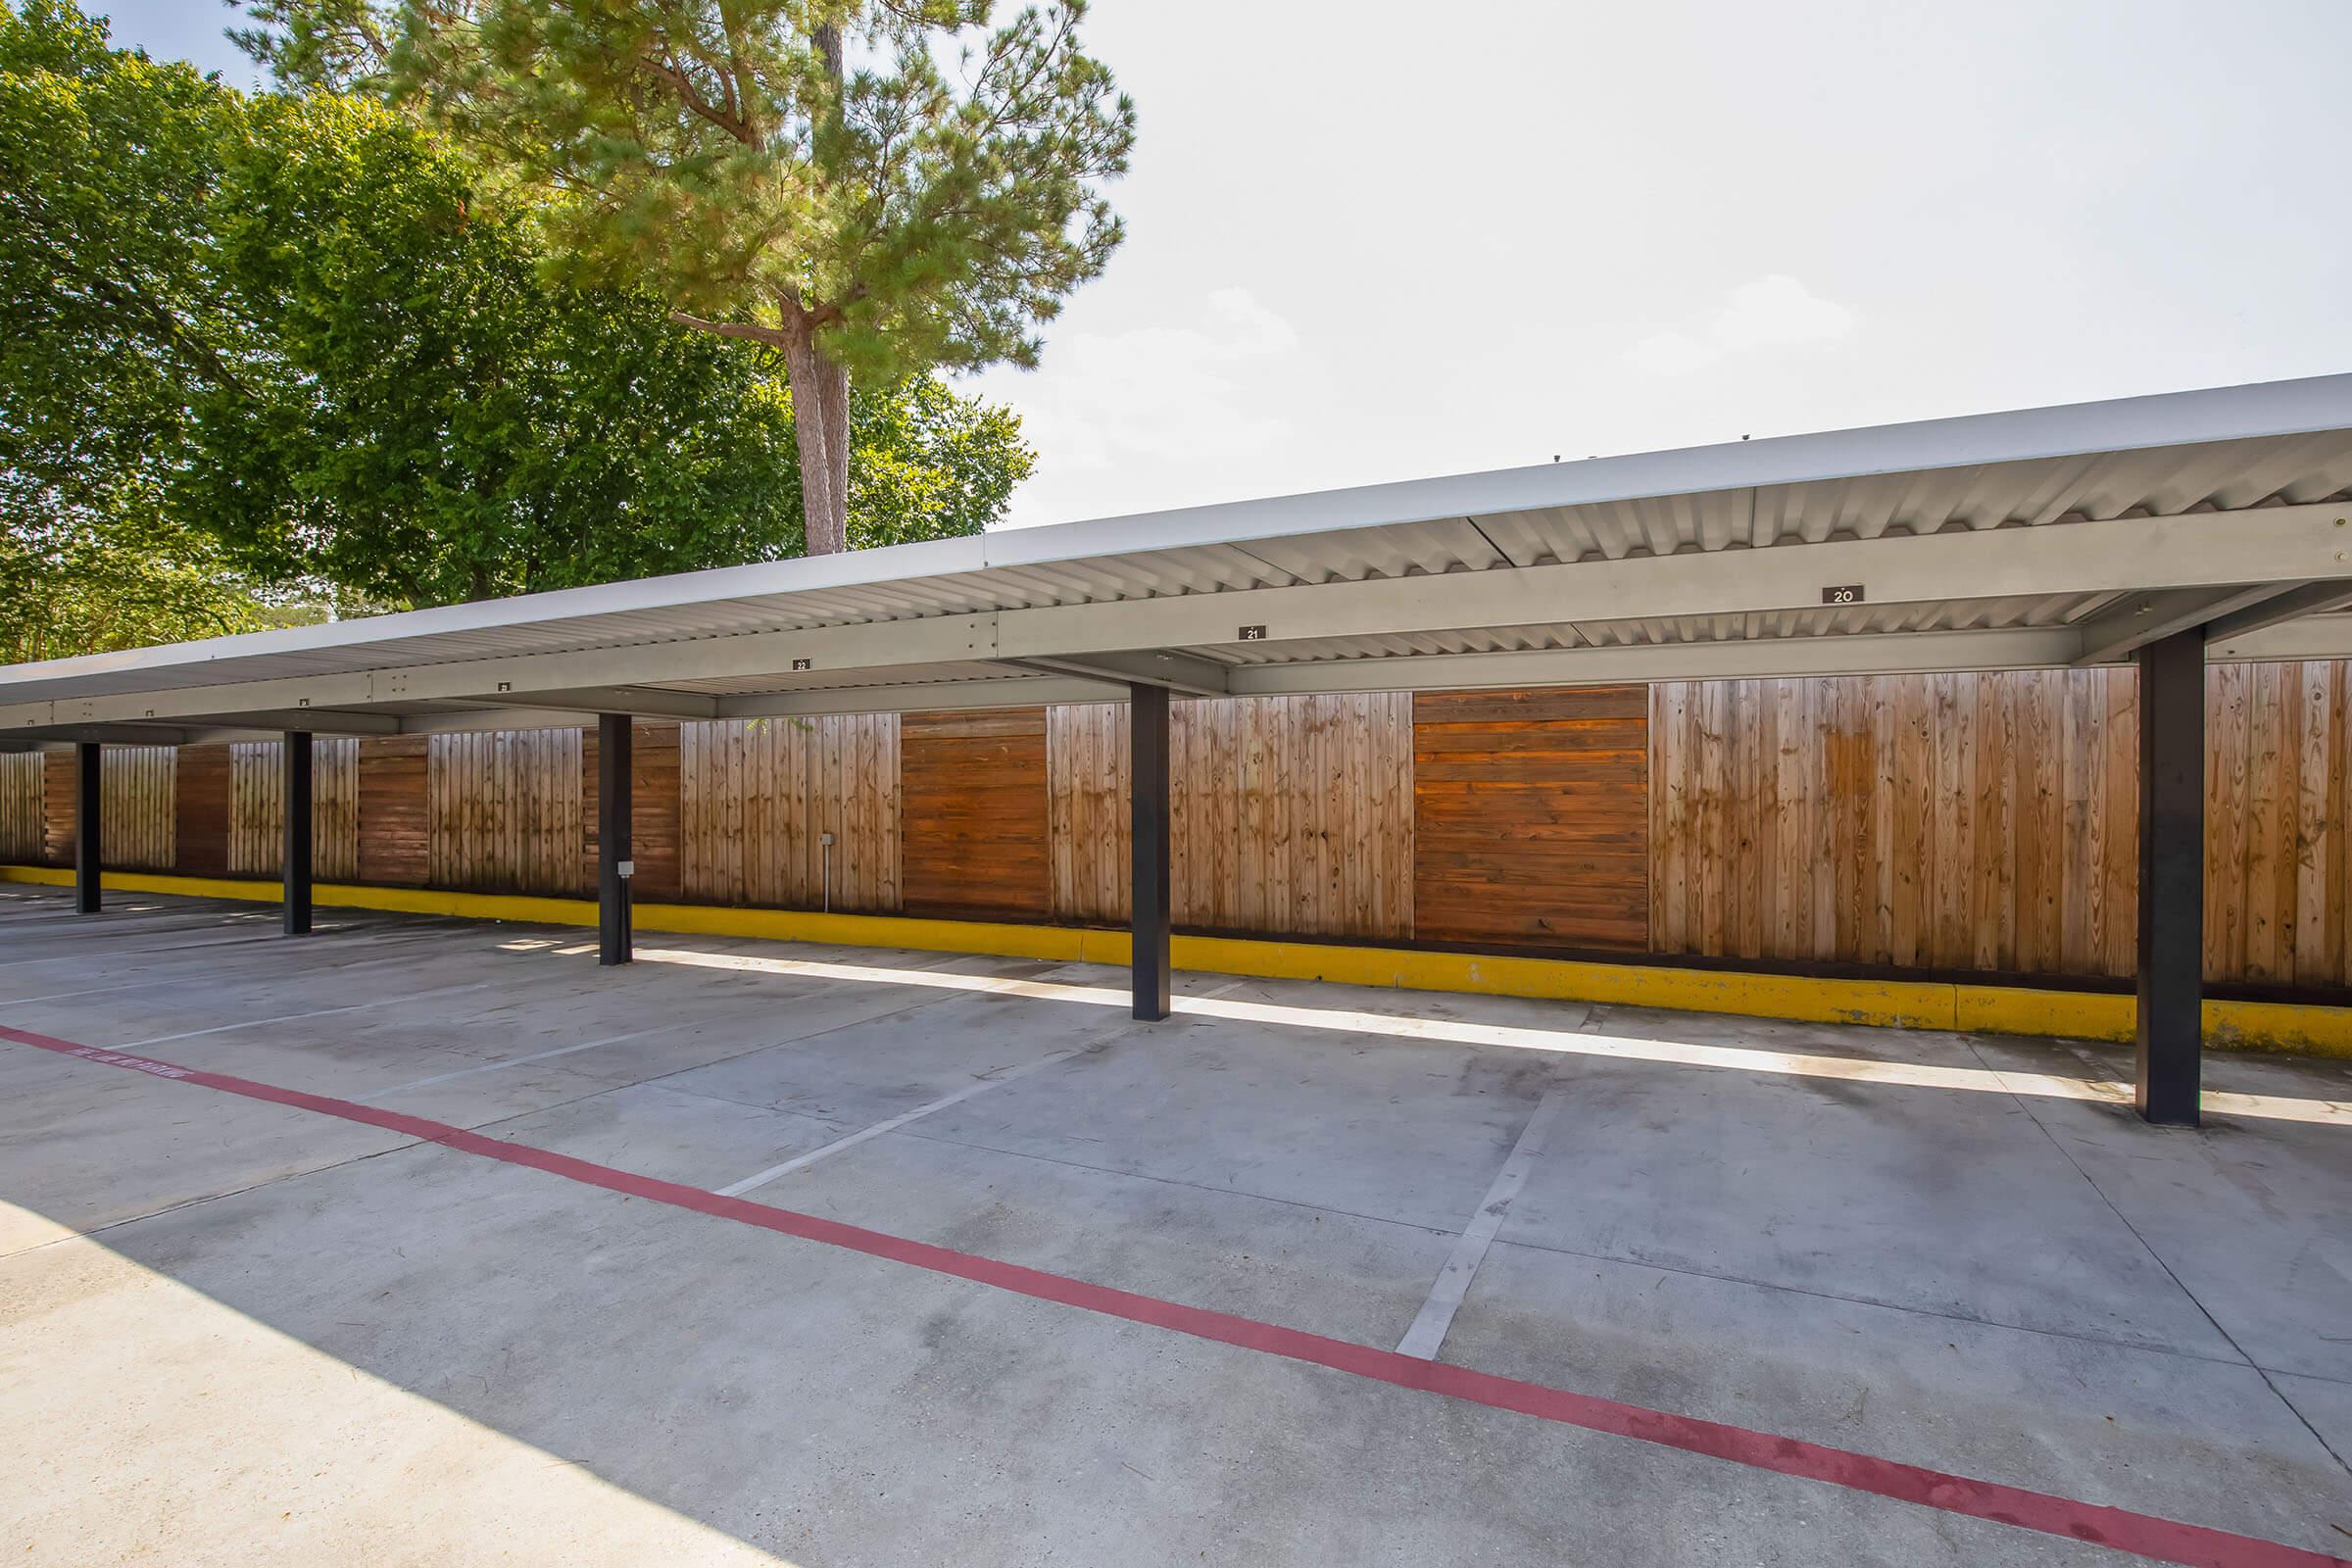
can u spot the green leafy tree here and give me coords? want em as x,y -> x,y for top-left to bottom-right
237,0 -> 1132,556
4,1 -> 1036,644
0,0 -> 283,656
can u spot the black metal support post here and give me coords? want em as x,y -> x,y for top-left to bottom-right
282,730 -> 313,936
2135,628 -> 2204,1126
1129,683 -> 1171,1020
598,712 -> 633,966
74,741 -> 100,915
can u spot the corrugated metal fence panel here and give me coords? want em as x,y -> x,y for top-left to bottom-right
227,739 -> 362,881
427,729 -> 585,896
1047,694 -> 1415,942
675,716 -> 899,912
0,751 -> 42,863
1649,672 -> 2139,979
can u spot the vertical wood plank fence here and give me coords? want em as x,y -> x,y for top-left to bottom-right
1648,672 -> 2137,977
677,716 -> 900,912
427,730 -> 583,896
228,739 -> 360,881
0,753 -> 42,864
1047,695 -> 1416,940
2,662 -> 2351,994
99,746 -> 176,871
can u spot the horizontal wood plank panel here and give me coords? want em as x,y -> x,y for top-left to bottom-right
43,750 -> 72,866
577,722 -> 683,900
1413,686 -> 1649,951
175,744 -> 230,877
904,708 -> 1049,920
358,735 -> 430,886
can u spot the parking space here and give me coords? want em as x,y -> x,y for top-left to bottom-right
3,883 -> 2349,1566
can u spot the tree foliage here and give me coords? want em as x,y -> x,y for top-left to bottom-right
236,0 -> 1131,556
0,0 -> 282,657
1,0 -> 1034,648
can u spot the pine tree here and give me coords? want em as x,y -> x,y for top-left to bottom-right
239,0 -> 1135,555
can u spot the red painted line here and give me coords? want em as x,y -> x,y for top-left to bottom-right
4,1019 -> 2343,1568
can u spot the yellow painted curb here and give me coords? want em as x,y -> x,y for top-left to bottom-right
2204,998 -> 2352,1058
7,863 -> 2347,1057
1955,984 -> 2132,1044
635,901 -> 1090,963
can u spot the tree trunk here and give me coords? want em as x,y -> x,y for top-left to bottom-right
781,318 -> 852,556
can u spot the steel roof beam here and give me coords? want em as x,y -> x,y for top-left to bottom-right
1227,628 -> 2091,694
998,650 -> 1231,697
716,675 -> 1125,717
2200,581 -> 2352,643
2070,584 -> 2305,666
479,686 -> 720,721
994,503 -> 2352,661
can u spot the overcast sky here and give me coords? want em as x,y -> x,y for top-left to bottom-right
87,0 -> 2352,528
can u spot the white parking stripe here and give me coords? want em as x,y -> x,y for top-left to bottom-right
1395,1086 -> 1568,1361
712,1046 -> 1089,1199
0,977 -> 184,1006
379,1020 -> 699,1094
108,982 -> 494,1049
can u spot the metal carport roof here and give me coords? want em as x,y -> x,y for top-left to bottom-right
6,371 -> 2351,745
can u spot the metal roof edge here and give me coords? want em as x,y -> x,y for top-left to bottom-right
7,371 -> 2347,691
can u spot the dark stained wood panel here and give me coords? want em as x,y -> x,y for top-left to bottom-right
633,720 -> 683,902
1412,685 -> 1650,951
358,735 -> 430,886
42,749 -> 74,867
902,708 -> 1050,920
583,720 -> 684,903
176,744 -> 230,876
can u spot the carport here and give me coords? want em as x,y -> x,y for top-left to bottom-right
7,371 -> 2352,1132
7,375 -> 2352,1567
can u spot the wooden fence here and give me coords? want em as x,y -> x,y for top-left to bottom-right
1047,695 -> 1415,940
0,752 -> 42,863
226,739 -> 361,881
427,730 -> 582,896
2205,661 -> 2352,988
1416,686 -> 1647,952
99,747 -> 177,871
9,660 -> 2352,992
678,716 -> 900,912
1649,672 -> 2138,978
